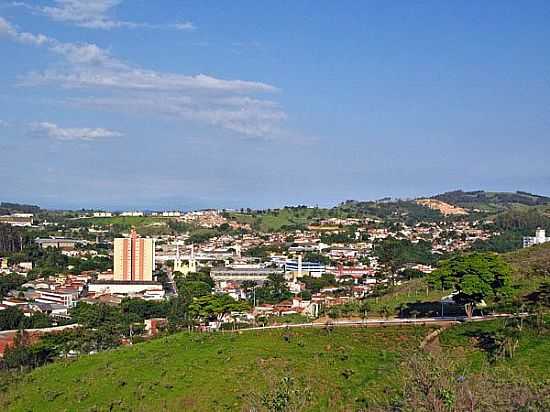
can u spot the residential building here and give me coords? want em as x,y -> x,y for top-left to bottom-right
114,229 -> 155,281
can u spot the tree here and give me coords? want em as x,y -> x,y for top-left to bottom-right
0,306 -> 24,330
188,294 -> 249,323
359,300 -> 371,323
241,280 -> 258,303
254,273 -> 292,304
178,281 -> 212,299
429,252 -> 512,318
375,237 -> 435,285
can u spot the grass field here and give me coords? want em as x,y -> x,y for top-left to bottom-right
439,318 -> 550,379
1,326 -> 428,411
230,208 -> 339,232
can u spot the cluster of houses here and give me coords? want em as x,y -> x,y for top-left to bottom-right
0,208 -> 498,335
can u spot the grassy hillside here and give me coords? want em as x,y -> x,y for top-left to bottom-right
361,243 -> 550,318
0,326 -> 428,411
230,207 -> 336,232
2,319 -> 549,411
502,242 -> 550,300
76,216 -> 166,227
439,318 -> 550,379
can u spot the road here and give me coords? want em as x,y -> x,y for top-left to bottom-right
234,314 -> 515,332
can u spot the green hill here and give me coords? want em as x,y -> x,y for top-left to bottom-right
2,319 -> 549,411
361,243 -> 550,318
1,326 -> 428,411
433,190 -> 550,212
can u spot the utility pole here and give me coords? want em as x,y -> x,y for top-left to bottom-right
253,285 -> 256,307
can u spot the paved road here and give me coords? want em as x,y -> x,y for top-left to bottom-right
235,314 -> 515,332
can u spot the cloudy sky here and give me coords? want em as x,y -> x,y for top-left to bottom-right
1,1 -> 549,210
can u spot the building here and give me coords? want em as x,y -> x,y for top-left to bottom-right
35,288 -> 79,308
0,213 -> 34,227
88,281 -> 164,298
35,237 -> 86,250
523,228 -> 550,248
285,256 -> 325,278
114,229 -> 155,281
211,267 -> 283,282
120,211 -> 144,217
173,243 -> 197,276
93,211 -> 113,218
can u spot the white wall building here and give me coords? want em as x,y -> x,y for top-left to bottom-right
93,211 -> 113,217
523,228 -> 550,248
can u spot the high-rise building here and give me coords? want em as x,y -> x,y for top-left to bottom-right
114,229 -> 155,281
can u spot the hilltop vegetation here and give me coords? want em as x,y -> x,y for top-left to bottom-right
0,202 -> 41,215
353,243 -> 550,319
336,199 -> 443,224
229,207 -> 338,232
433,190 -> 550,212
0,326 -> 428,411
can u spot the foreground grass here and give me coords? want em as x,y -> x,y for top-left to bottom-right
439,317 -> 550,379
1,326 -> 427,412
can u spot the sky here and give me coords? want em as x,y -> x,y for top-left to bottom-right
0,1 -> 549,210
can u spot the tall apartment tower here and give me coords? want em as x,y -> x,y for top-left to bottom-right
114,229 -> 155,281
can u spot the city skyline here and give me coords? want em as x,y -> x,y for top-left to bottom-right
1,1 -> 549,209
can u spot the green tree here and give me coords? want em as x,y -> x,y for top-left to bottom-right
188,294 -> 249,323
255,273 -> 292,304
429,252 -> 512,318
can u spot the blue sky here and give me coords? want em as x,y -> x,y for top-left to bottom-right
1,1 -> 549,210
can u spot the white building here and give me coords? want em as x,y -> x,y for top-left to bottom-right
88,281 -> 164,297
523,228 -> 550,248
120,211 -> 144,217
93,211 -> 113,218
35,288 -> 79,308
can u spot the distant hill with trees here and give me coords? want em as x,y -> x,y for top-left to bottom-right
0,202 -> 41,215
433,190 -> 550,211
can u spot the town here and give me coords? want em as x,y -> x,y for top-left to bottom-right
1,193 -> 548,350
1,1 -> 549,409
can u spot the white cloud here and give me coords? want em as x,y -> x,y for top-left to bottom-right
12,0 -> 196,31
170,21 -> 195,31
70,94 -> 287,137
22,68 -> 278,93
3,16 -> 286,138
31,122 -> 123,141
0,16 -> 53,46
